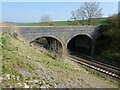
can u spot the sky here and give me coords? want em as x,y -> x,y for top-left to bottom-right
0,1 -> 119,23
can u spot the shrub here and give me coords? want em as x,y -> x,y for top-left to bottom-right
12,32 -> 18,38
105,14 -> 118,30
2,23 -> 19,38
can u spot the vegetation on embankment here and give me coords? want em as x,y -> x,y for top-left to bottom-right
1,31 -> 118,88
94,14 -> 120,66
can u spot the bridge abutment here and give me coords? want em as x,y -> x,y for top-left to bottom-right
91,39 -> 96,56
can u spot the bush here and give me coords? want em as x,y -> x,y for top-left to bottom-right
94,14 -> 120,65
2,23 -> 19,38
12,32 -> 18,38
105,14 -> 118,30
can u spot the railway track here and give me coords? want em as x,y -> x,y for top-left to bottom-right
69,54 -> 120,80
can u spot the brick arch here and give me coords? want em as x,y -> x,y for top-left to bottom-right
66,33 -> 93,55
30,35 -> 63,47
66,33 -> 92,47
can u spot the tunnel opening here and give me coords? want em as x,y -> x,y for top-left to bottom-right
31,37 -> 63,54
67,35 -> 92,55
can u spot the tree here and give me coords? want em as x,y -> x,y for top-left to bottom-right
71,7 -> 85,25
106,14 -> 118,30
40,15 -> 54,26
71,2 -> 103,25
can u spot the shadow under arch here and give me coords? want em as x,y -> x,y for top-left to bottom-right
67,34 -> 92,55
30,36 -> 63,54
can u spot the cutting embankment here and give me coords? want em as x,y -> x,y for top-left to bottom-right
0,29 -> 119,88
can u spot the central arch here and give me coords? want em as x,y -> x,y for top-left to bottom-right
67,34 -> 92,55
30,36 -> 63,54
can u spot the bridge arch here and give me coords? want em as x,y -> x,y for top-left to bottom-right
30,35 -> 63,54
67,33 -> 92,55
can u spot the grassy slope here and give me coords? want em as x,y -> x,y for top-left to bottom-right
94,30 -> 120,65
94,14 -> 120,65
1,33 -> 118,88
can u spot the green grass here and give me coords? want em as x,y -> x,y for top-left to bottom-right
1,33 -> 83,87
1,33 -> 118,88
16,18 -> 107,26
17,21 -> 73,26
1,33 -> 78,72
94,30 -> 120,65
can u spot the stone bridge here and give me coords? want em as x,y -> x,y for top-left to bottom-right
17,26 -> 100,56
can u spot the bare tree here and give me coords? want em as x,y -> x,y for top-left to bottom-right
40,15 -> 53,26
71,2 -> 102,25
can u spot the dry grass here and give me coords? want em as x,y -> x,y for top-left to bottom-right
1,23 -> 19,36
1,28 -> 118,88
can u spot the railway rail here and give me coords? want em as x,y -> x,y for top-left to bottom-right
70,51 -> 120,69
69,54 -> 120,80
